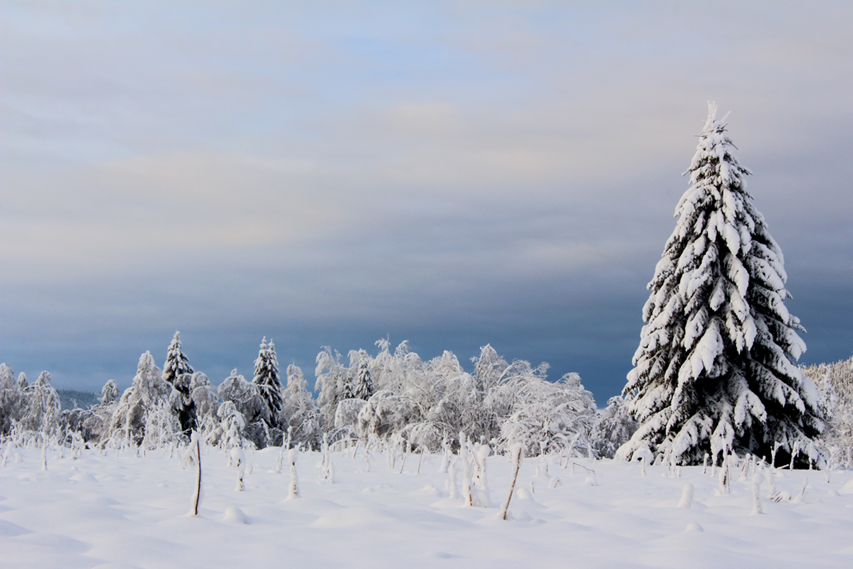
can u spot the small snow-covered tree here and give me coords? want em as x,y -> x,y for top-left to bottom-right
163,332 -> 197,436
590,396 -> 638,459
21,371 -> 61,434
253,338 -> 282,427
498,371 -> 597,457
468,345 -> 509,440
352,351 -> 375,401
188,372 -> 221,443
163,331 -> 194,383
803,357 -> 853,466
79,379 -> 121,442
315,346 -> 348,428
217,401 -> 249,450
106,351 -> 176,447
189,373 -> 220,424
0,364 -> 24,435
218,369 -> 267,425
101,379 -> 119,406
356,391 -> 421,441
618,104 -> 822,466
0,363 -> 14,390
142,399 -> 182,450
279,364 -> 322,449
219,367 -> 272,449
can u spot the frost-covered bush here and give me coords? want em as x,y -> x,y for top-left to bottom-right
334,398 -> 368,433
314,340 -> 597,454
216,401 -> 249,449
190,373 -> 221,424
315,346 -> 349,429
105,351 -> 177,447
590,396 -> 638,459
76,380 -> 121,443
357,390 -> 422,441
803,357 -> 853,466
57,408 -> 97,442
20,371 -> 61,434
499,371 -> 597,456
0,364 -> 25,435
142,400 -> 182,450
219,369 -> 268,425
279,364 -> 322,449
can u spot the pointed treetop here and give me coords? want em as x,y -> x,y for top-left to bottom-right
254,336 -> 282,420
703,101 -> 718,130
138,351 -> 157,374
164,331 -> 194,385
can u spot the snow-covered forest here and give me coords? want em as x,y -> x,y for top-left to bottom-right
0,334 -> 613,459
0,335 -> 850,469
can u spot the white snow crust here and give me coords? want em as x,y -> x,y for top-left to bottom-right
2,446 -> 852,568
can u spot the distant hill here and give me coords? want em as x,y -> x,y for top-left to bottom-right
57,389 -> 99,410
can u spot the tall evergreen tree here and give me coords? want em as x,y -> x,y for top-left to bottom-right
353,356 -> 375,401
163,331 -> 196,435
163,331 -> 194,384
253,337 -> 282,424
617,104 -> 822,466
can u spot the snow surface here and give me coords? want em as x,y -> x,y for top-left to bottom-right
2,447 -> 853,568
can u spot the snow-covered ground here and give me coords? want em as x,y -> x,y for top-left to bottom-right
2,446 -> 853,569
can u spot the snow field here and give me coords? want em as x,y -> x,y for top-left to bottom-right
2,446 -> 853,568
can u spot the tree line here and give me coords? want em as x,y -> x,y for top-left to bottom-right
0,333 -> 637,458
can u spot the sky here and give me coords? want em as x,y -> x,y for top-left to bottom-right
1,1 -> 851,404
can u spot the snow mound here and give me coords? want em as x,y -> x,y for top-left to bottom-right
223,506 -> 248,524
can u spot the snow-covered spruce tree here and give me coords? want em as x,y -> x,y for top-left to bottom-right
253,338 -> 282,428
352,351 -> 375,401
617,104 -> 822,466
163,331 -> 197,436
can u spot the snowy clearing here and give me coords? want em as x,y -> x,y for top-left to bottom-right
2,447 -> 853,568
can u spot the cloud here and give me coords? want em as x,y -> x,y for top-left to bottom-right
1,1 -> 851,402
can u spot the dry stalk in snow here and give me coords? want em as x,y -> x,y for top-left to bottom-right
501,443 -> 524,521
190,432 -> 202,516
